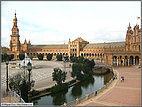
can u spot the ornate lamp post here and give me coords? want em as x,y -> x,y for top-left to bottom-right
27,62 -> 32,102
5,58 -> 9,96
63,57 -> 66,72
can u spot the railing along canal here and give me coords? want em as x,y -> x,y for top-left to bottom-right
65,67 -> 117,106
2,91 -> 25,103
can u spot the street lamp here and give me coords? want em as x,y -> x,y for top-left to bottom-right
5,57 -> 9,96
27,62 -> 32,102
63,57 -> 66,72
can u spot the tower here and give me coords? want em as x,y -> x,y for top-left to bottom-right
10,12 -> 20,52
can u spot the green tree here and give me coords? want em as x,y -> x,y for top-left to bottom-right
29,54 -> 33,60
56,54 -> 62,61
9,54 -> 14,61
19,54 -> 25,60
9,72 -> 35,102
71,63 -> 83,80
37,54 -> 44,60
3,53 -> 8,61
78,56 -> 84,63
70,56 -> 74,62
64,56 -> 69,62
47,53 -> 52,61
52,68 -> 67,85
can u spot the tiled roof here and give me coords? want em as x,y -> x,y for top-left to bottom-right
28,44 -> 68,49
73,37 -> 88,42
84,42 -> 125,49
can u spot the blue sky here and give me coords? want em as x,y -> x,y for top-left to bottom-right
1,1 -> 141,47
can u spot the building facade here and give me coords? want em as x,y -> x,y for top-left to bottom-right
7,13 -> 141,66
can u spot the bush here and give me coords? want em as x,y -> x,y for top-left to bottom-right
19,54 -> 25,60
9,54 -> 14,61
64,56 -> 69,62
30,90 -> 40,96
37,54 -> 44,60
29,54 -> 33,60
47,53 -> 52,61
68,80 -> 76,85
56,54 -> 62,61
50,83 -> 68,93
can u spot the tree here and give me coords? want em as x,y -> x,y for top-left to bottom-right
64,56 -> 69,62
19,54 -> 25,60
78,56 -> 84,63
9,72 -> 35,102
37,54 -> 44,60
71,63 -> 83,80
56,54 -> 62,61
29,54 -> 33,60
3,53 -> 8,61
47,53 -> 52,61
52,68 -> 67,85
9,54 -> 14,61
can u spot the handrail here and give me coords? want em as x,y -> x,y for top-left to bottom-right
7,91 -> 25,103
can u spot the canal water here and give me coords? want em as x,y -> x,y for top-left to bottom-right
32,71 -> 113,105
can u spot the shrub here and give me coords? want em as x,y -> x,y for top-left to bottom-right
29,54 -> 33,60
19,54 -> 25,60
47,53 -> 52,61
64,56 -> 69,62
37,54 -> 44,60
56,54 -> 62,61
30,90 -> 40,96
50,83 -> 68,93
9,54 -> 14,61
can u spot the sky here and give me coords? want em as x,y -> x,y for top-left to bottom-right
1,1 -> 141,48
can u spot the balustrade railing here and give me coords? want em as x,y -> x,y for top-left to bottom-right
2,91 -> 25,103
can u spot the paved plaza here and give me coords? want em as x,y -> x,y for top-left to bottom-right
77,66 -> 141,106
1,60 -> 73,92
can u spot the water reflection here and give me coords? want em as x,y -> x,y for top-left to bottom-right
71,84 -> 82,98
51,89 -> 68,105
31,71 -> 113,105
104,71 -> 113,85
71,76 -> 94,98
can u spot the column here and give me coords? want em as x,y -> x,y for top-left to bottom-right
133,59 -> 135,65
117,59 -> 119,66
111,59 -> 113,66
139,59 -> 141,66
128,59 -> 129,66
123,59 -> 124,66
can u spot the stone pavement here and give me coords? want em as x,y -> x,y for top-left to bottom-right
77,67 -> 141,106
1,60 -> 72,92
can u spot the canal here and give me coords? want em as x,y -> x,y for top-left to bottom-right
32,71 -> 113,105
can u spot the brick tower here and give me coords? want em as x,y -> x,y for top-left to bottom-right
9,12 -> 21,52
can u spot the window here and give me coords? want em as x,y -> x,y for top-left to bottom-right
70,45 -> 72,47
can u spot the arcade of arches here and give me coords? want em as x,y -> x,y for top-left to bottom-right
7,13 -> 141,67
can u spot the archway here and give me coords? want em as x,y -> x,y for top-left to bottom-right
113,56 -> 117,66
135,56 -> 139,65
129,56 -> 133,65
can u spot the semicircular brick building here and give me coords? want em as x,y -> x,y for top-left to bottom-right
7,13 -> 141,66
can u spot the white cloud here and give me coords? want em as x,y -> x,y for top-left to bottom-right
1,1 -> 141,47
